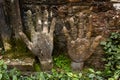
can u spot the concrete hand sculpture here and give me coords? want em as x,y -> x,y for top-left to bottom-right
63,13 -> 102,70
19,7 -> 56,71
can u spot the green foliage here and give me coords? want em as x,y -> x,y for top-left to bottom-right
0,60 -> 105,80
100,32 -> 120,80
53,54 -> 71,71
0,60 -> 21,80
81,68 -> 104,80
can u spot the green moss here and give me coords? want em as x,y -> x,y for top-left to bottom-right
3,51 -> 33,59
9,38 -> 27,53
3,38 -> 34,59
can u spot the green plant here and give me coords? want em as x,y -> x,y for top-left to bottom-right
88,69 -> 105,80
0,60 -> 9,80
53,54 -> 71,71
100,32 -> 120,80
0,60 -> 105,80
0,60 -> 21,80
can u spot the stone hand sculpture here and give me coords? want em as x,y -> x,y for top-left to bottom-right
19,7 -> 56,71
63,13 -> 102,70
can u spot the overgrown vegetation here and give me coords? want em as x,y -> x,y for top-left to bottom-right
0,32 -> 120,80
0,59 -> 104,80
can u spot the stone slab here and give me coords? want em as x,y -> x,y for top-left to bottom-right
4,58 -> 35,71
111,0 -> 120,2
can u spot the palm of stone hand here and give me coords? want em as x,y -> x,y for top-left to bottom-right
19,8 -> 56,71
63,14 -> 102,63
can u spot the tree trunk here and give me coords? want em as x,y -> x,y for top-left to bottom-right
0,0 -> 10,51
4,0 -> 23,51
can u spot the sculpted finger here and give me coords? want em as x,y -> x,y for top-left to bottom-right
35,6 -> 42,32
26,10 -> 36,37
78,13 -> 85,38
69,17 -> 77,40
50,18 -> 56,35
86,15 -> 93,39
63,26 -> 71,41
78,20 -> 84,38
19,31 -> 33,51
43,8 -> 49,34
69,17 -> 74,27
91,35 -> 102,50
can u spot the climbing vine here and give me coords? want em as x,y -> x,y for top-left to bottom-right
100,32 -> 120,80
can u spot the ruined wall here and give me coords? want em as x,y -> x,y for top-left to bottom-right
20,0 -> 120,69
86,10 -> 120,69
52,2 -> 120,69
1,0 -> 120,69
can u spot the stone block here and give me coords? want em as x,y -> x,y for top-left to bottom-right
4,58 -> 35,71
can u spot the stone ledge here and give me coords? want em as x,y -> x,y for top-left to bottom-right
4,58 -> 35,71
111,0 -> 120,2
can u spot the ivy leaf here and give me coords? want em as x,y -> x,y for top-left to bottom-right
115,54 -> 120,59
114,70 -> 120,79
100,41 -> 107,46
0,74 -> 2,79
37,72 -> 46,80
78,73 -> 82,78
96,71 -> 102,75
0,60 -> 4,66
88,68 -> 95,73
116,64 -> 120,69
108,78 -> 114,80
106,42 -> 112,48
88,74 -> 95,78
3,64 -> 7,70
66,72 -> 73,77
72,77 -> 79,80
13,75 -> 17,80
118,45 -> 120,48
108,48 -> 112,52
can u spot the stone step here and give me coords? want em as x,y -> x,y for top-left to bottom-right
3,58 -> 35,71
